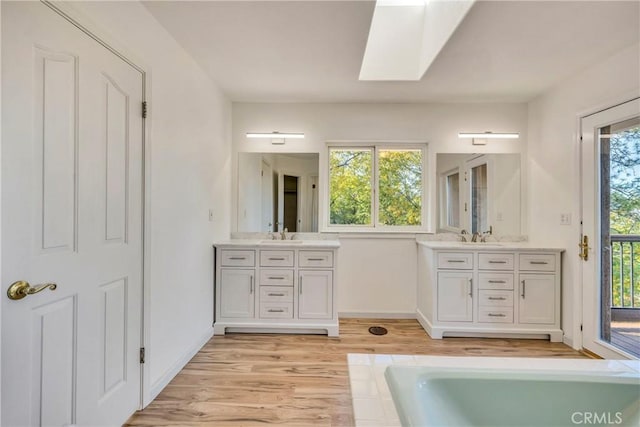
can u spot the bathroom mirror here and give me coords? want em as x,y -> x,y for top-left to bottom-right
237,153 -> 319,233
436,153 -> 521,235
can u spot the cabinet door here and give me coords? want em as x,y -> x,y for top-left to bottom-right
298,270 -> 333,319
518,274 -> 555,324
220,269 -> 255,318
437,272 -> 473,322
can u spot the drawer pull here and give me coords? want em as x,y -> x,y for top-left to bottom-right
307,258 -> 325,261
530,261 -> 549,265
488,280 -> 506,284
488,261 -> 507,264
448,260 -> 466,263
488,296 -> 507,301
521,280 -> 526,298
468,279 -> 473,297
268,309 -> 285,313
488,313 -> 506,317
268,276 -> 286,280
229,257 -> 246,260
268,293 -> 285,297
250,276 -> 254,294
268,257 -> 286,261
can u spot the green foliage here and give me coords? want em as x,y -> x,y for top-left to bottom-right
378,150 -> 422,226
329,148 -> 423,226
610,126 -> 640,307
329,150 -> 372,225
610,127 -> 640,234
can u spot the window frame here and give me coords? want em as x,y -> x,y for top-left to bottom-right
326,142 -> 428,232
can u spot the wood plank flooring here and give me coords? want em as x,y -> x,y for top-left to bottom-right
125,318 -> 586,426
611,320 -> 640,357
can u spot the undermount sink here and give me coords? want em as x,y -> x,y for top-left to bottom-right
259,239 -> 303,244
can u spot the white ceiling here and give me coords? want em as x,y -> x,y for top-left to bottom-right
143,0 -> 640,103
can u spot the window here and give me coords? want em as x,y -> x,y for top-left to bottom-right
328,145 -> 425,229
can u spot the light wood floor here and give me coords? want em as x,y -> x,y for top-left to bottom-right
125,318 -> 586,426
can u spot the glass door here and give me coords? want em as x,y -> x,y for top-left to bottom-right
581,98 -> 640,358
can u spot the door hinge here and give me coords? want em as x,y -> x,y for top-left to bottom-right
139,347 -> 146,364
579,234 -> 590,261
142,101 -> 148,119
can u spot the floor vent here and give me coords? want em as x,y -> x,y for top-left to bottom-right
368,326 -> 388,336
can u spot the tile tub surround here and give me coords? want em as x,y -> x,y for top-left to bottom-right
347,354 -> 640,427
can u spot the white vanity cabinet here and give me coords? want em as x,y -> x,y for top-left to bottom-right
218,250 -> 256,319
214,241 -> 339,336
417,242 -> 563,342
437,272 -> 473,322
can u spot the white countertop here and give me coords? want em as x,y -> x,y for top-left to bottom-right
213,239 -> 341,249
417,240 -> 564,252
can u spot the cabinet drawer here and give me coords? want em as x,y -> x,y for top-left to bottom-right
299,251 -> 333,268
260,286 -> 294,302
479,290 -> 514,307
220,250 -> 255,267
519,254 -> 556,271
260,303 -> 294,319
260,250 -> 294,267
478,307 -> 514,323
437,252 -> 473,269
479,253 -> 514,270
478,273 -> 514,290
259,269 -> 294,286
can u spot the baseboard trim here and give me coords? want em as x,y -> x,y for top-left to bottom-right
147,327 -> 213,405
339,311 -> 416,319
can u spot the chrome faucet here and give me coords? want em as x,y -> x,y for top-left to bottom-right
460,229 -> 469,242
280,227 -> 288,240
471,232 -> 481,242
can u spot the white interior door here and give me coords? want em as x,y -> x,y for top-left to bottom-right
581,98 -> 640,359
2,2 -> 144,425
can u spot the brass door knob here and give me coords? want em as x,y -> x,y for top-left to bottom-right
7,281 -> 57,300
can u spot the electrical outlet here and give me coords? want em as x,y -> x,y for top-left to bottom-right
496,212 -> 504,221
560,213 -> 571,225
208,209 -> 214,222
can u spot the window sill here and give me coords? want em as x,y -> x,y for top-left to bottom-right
321,229 -> 432,239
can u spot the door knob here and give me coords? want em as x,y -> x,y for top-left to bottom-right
7,281 -> 57,300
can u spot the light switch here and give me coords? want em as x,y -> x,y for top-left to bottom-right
560,213 -> 571,225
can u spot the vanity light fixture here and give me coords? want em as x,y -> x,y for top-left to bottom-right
246,131 -> 304,145
458,132 -> 520,145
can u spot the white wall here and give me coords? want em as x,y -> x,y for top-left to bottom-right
233,103 -> 527,315
63,1 -> 232,403
527,42 -> 640,348
0,1 -> 3,419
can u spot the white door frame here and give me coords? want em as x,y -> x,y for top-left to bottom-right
579,96 -> 640,359
25,0 -> 153,408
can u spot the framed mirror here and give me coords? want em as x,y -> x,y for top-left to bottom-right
237,153 -> 319,232
436,153 -> 522,235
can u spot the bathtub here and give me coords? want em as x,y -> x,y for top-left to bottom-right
384,365 -> 640,426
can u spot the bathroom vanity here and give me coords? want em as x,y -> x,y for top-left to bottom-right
213,239 -> 340,336
417,241 -> 563,341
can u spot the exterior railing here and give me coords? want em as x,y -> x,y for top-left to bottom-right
611,234 -> 640,309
